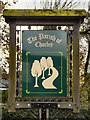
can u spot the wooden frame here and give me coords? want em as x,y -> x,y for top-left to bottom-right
3,9 -> 86,113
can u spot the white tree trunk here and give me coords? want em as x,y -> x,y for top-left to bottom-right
34,76 -> 39,87
42,70 -> 45,79
48,68 -> 51,76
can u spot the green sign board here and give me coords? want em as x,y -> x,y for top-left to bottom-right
22,30 -> 67,97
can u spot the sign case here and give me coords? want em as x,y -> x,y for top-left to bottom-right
22,30 -> 67,97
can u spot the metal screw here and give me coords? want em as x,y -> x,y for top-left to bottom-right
28,104 -> 30,107
17,103 -> 19,106
58,104 -> 60,107
69,104 -> 71,107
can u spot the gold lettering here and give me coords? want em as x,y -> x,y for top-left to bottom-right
35,42 -> 53,48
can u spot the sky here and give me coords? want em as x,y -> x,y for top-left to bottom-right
3,0 -> 90,11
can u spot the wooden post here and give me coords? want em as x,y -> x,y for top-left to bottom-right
8,22 -> 16,112
39,108 -> 42,120
73,21 -> 80,113
46,108 -> 49,120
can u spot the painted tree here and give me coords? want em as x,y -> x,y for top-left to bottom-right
47,57 -> 53,76
31,60 -> 42,87
40,57 -> 47,79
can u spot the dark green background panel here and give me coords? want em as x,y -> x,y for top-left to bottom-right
22,30 -> 67,97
